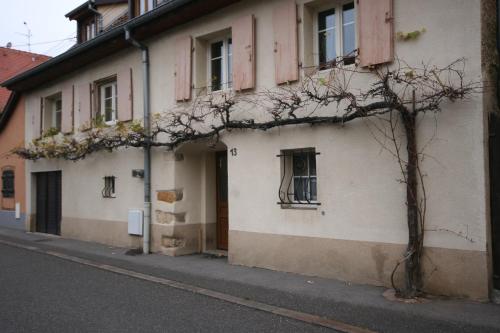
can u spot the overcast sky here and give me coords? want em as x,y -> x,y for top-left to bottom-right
0,0 -> 84,57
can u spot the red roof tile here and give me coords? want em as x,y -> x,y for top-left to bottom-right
0,47 -> 50,111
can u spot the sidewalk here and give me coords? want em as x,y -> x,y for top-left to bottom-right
0,227 -> 499,333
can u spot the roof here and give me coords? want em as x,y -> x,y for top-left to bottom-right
0,47 -> 50,110
2,0 -> 240,92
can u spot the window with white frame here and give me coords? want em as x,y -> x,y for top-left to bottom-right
42,93 -> 62,133
278,149 -> 319,205
315,2 -> 356,68
99,81 -> 117,125
209,37 -> 232,92
52,97 -> 62,131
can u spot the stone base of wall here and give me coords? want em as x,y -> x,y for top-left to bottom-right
61,217 -> 203,255
229,230 -> 490,300
62,217 -> 142,249
0,210 -> 26,231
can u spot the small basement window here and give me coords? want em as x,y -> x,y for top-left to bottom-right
278,149 -> 320,206
102,176 -> 116,198
1,169 -> 14,198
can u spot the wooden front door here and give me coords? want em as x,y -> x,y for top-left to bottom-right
216,151 -> 229,250
489,113 -> 500,290
36,171 -> 62,235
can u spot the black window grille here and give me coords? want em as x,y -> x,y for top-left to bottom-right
1,170 -> 14,198
277,149 -> 320,205
102,176 -> 116,198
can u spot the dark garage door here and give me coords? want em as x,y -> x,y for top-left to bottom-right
36,171 -> 61,235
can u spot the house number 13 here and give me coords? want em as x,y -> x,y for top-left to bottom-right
230,148 -> 238,156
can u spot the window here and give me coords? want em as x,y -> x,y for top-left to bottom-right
43,93 -> 62,134
102,176 -> 116,198
209,37 -> 232,92
316,2 -> 356,68
278,149 -> 319,205
53,98 -> 62,131
136,0 -> 158,15
99,81 -> 117,125
80,18 -> 97,42
1,170 -> 14,198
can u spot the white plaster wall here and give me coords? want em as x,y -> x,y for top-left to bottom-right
23,0 -> 487,254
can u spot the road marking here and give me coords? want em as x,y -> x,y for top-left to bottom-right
0,238 -> 376,333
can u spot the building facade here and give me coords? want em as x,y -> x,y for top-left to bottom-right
0,48 -> 49,230
2,0 -> 498,300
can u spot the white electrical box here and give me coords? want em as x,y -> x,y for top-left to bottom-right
128,209 -> 143,236
15,203 -> 20,220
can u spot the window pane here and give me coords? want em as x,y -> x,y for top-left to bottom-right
310,177 -> 317,201
55,99 -> 62,111
342,3 -> 356,57
318,9 -> 336,64
293,153 -> 308,176
105,107 -> 113,122
227,38 -> 233,88
211,58 -> 222,91
294,177 -> 307,201
105,86 -> 112,99
309,152 -> 316,176
318,9 -> 335,31
211,41 -> 223,59
56,111 -> 62,130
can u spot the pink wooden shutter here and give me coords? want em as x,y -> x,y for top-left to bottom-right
358,0 -> 394,67
117,68 -> 133,121
61,85 -> 74,134
78,83 -> 92,130
273,0 -> 298,84
175,36 -> 192,101
32,98 -> 42,139
232,14 -> 256,91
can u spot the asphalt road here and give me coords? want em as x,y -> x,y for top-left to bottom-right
0,243 -> 336,333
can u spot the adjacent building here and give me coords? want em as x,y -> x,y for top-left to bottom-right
1,0 -> 499,300
0,47 -> 49,230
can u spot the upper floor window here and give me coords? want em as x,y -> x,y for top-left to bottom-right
53,98 -> 62,131
43,93 -> 62,134
316,2 -> 356,68
1,170 -> 14,199
135,0 -> 163,16
209,37 -> 232,92
80,17 -> 98,42
99,80 -> 118,125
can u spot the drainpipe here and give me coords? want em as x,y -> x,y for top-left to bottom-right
124,28 -> 152,254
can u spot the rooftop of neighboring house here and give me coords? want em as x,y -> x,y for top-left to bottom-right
0,47 -> 50,112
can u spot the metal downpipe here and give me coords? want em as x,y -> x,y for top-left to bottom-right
124,28 -> 151,254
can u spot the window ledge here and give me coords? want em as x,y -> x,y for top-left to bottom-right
278,202 -> 320,210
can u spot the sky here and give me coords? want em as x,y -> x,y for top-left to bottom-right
0,0 -> 84,57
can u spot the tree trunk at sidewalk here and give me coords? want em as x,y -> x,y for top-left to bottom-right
401,109 -> 421,297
